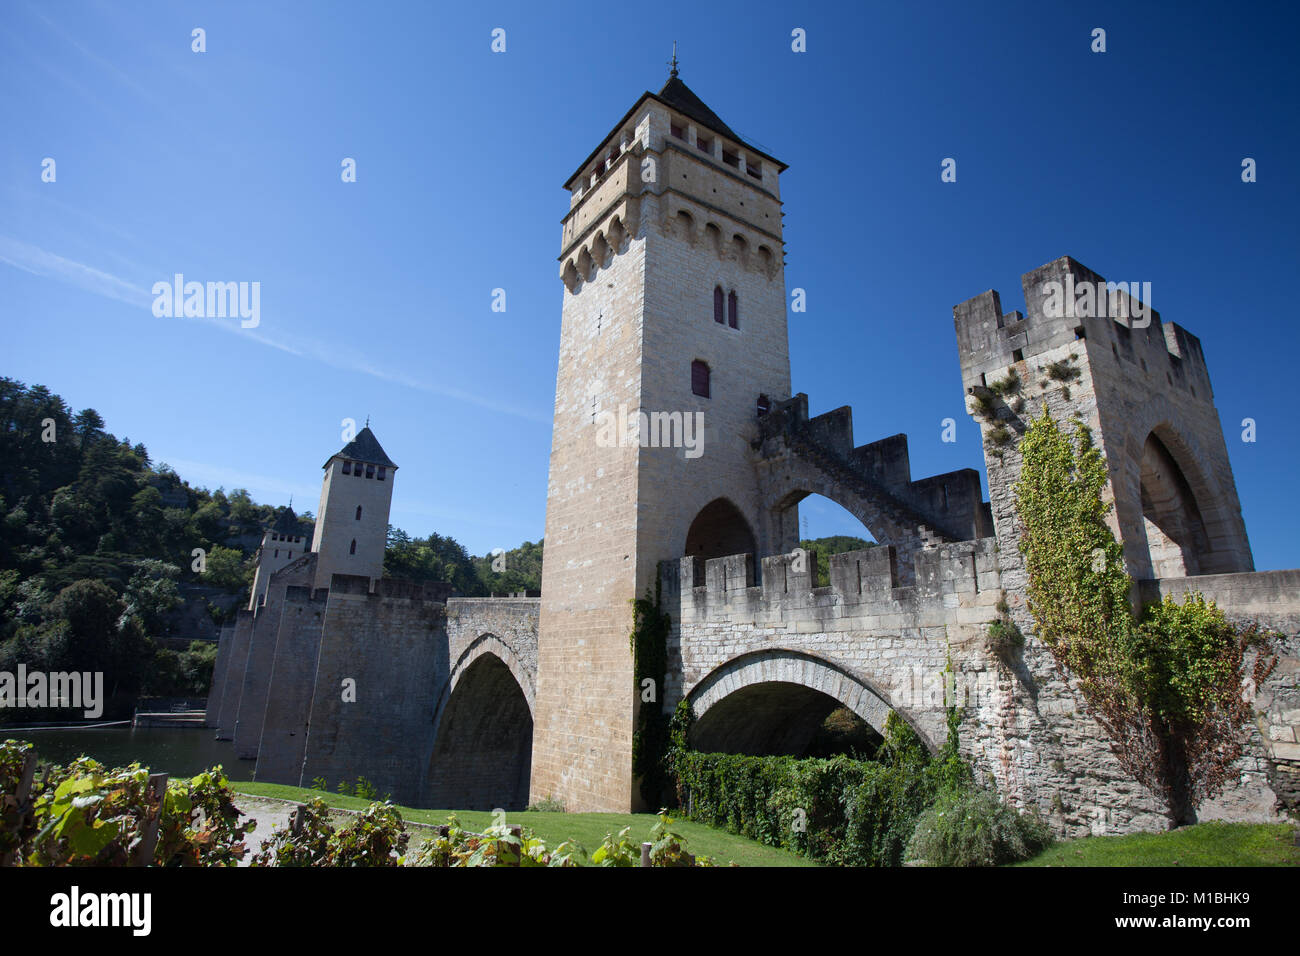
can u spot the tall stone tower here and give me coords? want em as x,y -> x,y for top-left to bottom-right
531,67 -> 791,811
310,427 -> 397,591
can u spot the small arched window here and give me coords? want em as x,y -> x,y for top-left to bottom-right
728,290 -> 738,329
757,394 -> 771,417
355,505 -> 362,520
349,539 -> 357,555
691,360 -> 711,398
713,286 -> 724,324
274,549 -> 279,558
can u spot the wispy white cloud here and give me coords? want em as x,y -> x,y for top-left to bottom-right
25,3 -> 167,108
0,236 -> 550,423
0,235 -> 152,308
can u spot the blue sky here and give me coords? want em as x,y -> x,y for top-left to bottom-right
2,1 -> 1297,569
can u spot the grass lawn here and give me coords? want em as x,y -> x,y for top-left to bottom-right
1018,821 -> 1300,867
230,780 -> 817,867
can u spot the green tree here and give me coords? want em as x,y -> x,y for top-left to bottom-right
119,560 -> 182,638
202,545 -> 253,591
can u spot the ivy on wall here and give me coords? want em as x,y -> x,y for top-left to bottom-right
1013,408 -> 1277,826
629,580 -> 672,807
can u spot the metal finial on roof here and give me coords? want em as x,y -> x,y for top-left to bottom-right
669,40 -> 678,78
365,414 -> 370,428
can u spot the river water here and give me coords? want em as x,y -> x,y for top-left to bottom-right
3,726 -> 252,781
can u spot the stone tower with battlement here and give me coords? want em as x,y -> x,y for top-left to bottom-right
247,506 -> 310,610
954,255 -> 1253,591
531,69 -> 793,811
310,427 -> 397,592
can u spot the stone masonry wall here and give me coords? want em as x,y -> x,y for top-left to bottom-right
662,541 -> 1001,754
663,540 -> 1297,834
214,609 -> 254,741
537,92 -> 793,813
253,584 -> 329,786
231,554 -> 315,759
203,624 -> 234,728
1140,572 -> 1300,813
298,575 -> 449,805
952,262 -> 1292,831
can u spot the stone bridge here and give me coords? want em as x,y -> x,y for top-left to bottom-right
661,540 -> 1001,757
656,540 -> 1300,834
206,558 -> 544,812
208,546 -> 1300,833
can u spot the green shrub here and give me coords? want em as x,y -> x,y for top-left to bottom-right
674,709 -> 973,866
986,424 -> 1014,448
1045,359 -> 1080,383
905,789 -> 1052,866
989,369 -> 1021,396
986,618 -> 1024,658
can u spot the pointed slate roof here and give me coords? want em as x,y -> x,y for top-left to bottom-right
271,505 -> 308,537
323,426 -> 398,469
655,74 -> 742,143
563,71 -> 786,189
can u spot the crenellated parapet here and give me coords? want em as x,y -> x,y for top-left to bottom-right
752,394 -> 994,581
954,255 -> 1212,401
324,573 -> 455,603
658,539 -> 1005,752
955,255 -> 1253,582
663,540 -> 1002,625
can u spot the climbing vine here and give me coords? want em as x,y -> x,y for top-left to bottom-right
1014,408 -> 1277,825
629,579 -> 672,807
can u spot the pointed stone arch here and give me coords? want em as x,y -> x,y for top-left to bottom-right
425,634 -> 535,810
684,497 -> 758,587
1135,429 -> 1212,577
432,633 -> 536,741
1118,395 -> 1252,577
757,462 -> 939,583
